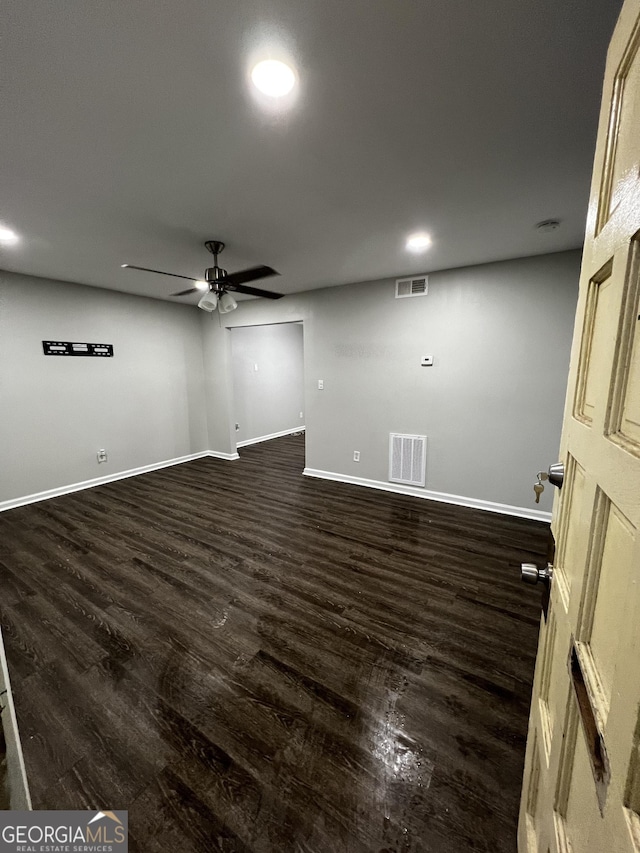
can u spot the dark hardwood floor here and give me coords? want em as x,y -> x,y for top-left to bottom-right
0,435 -> 548,852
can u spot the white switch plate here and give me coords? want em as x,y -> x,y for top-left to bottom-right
318,379 -> 324,390
421,355 -> 434,367
254,363 -> 259,372
353,451 -> 360,462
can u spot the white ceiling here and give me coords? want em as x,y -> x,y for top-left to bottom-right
1,0 -> 620,303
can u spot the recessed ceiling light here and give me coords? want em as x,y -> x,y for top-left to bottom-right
251,59 -> 296,97
406,232 -> 432,253
0,225 -> 20,246
195,280 -> 208,291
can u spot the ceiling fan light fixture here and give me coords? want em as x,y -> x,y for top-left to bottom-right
198,291 -> 218,312
195,280 -> 208,290
251,59 -> 296,97
218,292 -> 238,314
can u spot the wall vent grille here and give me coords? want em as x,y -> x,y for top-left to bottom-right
395,276 -> 429,298
389,433 -> 427,486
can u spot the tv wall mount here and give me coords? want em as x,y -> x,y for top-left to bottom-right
42,341 -> 114,357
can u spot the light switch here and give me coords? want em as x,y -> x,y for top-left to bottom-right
318,379 -> 324,390
421,355 -> 434,367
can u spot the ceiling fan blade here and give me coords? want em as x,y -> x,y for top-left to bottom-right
225,283 -> 284,299
122,264 -> 198,282
224,265 -> 279,287
172,287 -> 201,297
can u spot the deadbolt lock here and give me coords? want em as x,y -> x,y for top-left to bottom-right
548,462 -> 564,489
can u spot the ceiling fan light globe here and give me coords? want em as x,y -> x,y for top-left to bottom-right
198,291 -> 218,312
218,292 -> 238,314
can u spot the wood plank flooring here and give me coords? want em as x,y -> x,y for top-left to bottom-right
0,435 -> 548,851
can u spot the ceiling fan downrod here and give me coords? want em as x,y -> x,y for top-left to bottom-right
204,240 -> 227,285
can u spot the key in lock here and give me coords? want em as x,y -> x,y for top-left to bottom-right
533,471 -> 548,504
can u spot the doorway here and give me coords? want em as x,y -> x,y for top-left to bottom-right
230,322 -> 305,450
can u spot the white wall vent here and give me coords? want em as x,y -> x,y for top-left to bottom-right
389,433 -> 427,486
395,276 -> 429,298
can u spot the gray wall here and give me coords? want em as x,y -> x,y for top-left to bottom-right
1,250 -> 579,514
0,270 -> 208,503
231,323 -> 304,445
202,250 -> 581,513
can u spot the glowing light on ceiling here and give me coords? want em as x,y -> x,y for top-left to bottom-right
251,59 -> 296,97
0,225 -> 20,246
405,232 -> 432,253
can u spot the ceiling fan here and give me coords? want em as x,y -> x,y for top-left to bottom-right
122,240 -> 283,312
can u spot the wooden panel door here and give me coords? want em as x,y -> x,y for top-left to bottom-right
518,2 -> 640,851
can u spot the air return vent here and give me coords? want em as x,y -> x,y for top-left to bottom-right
389,434 -> 427,486
395,276 -> 429,298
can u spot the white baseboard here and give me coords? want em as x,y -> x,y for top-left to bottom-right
236,426 -> 305,448
0,447 -> 549,523
0,449 -> 239,513
207,450 -> 241,461
302,468 -> 552,522
0,627 -> 32,809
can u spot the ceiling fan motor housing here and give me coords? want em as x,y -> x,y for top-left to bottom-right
205,266 -> 227,283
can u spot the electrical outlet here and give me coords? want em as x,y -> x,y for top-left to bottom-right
299,411 -> 304,419
97,449 -> 108,463
318,379 -> 324,390
353,451 -> 360,462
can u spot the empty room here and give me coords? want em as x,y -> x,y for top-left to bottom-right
1,2 -> 639,852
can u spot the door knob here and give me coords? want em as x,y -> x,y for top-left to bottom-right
548,462 -> 564,489
521,562 -> 554,585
